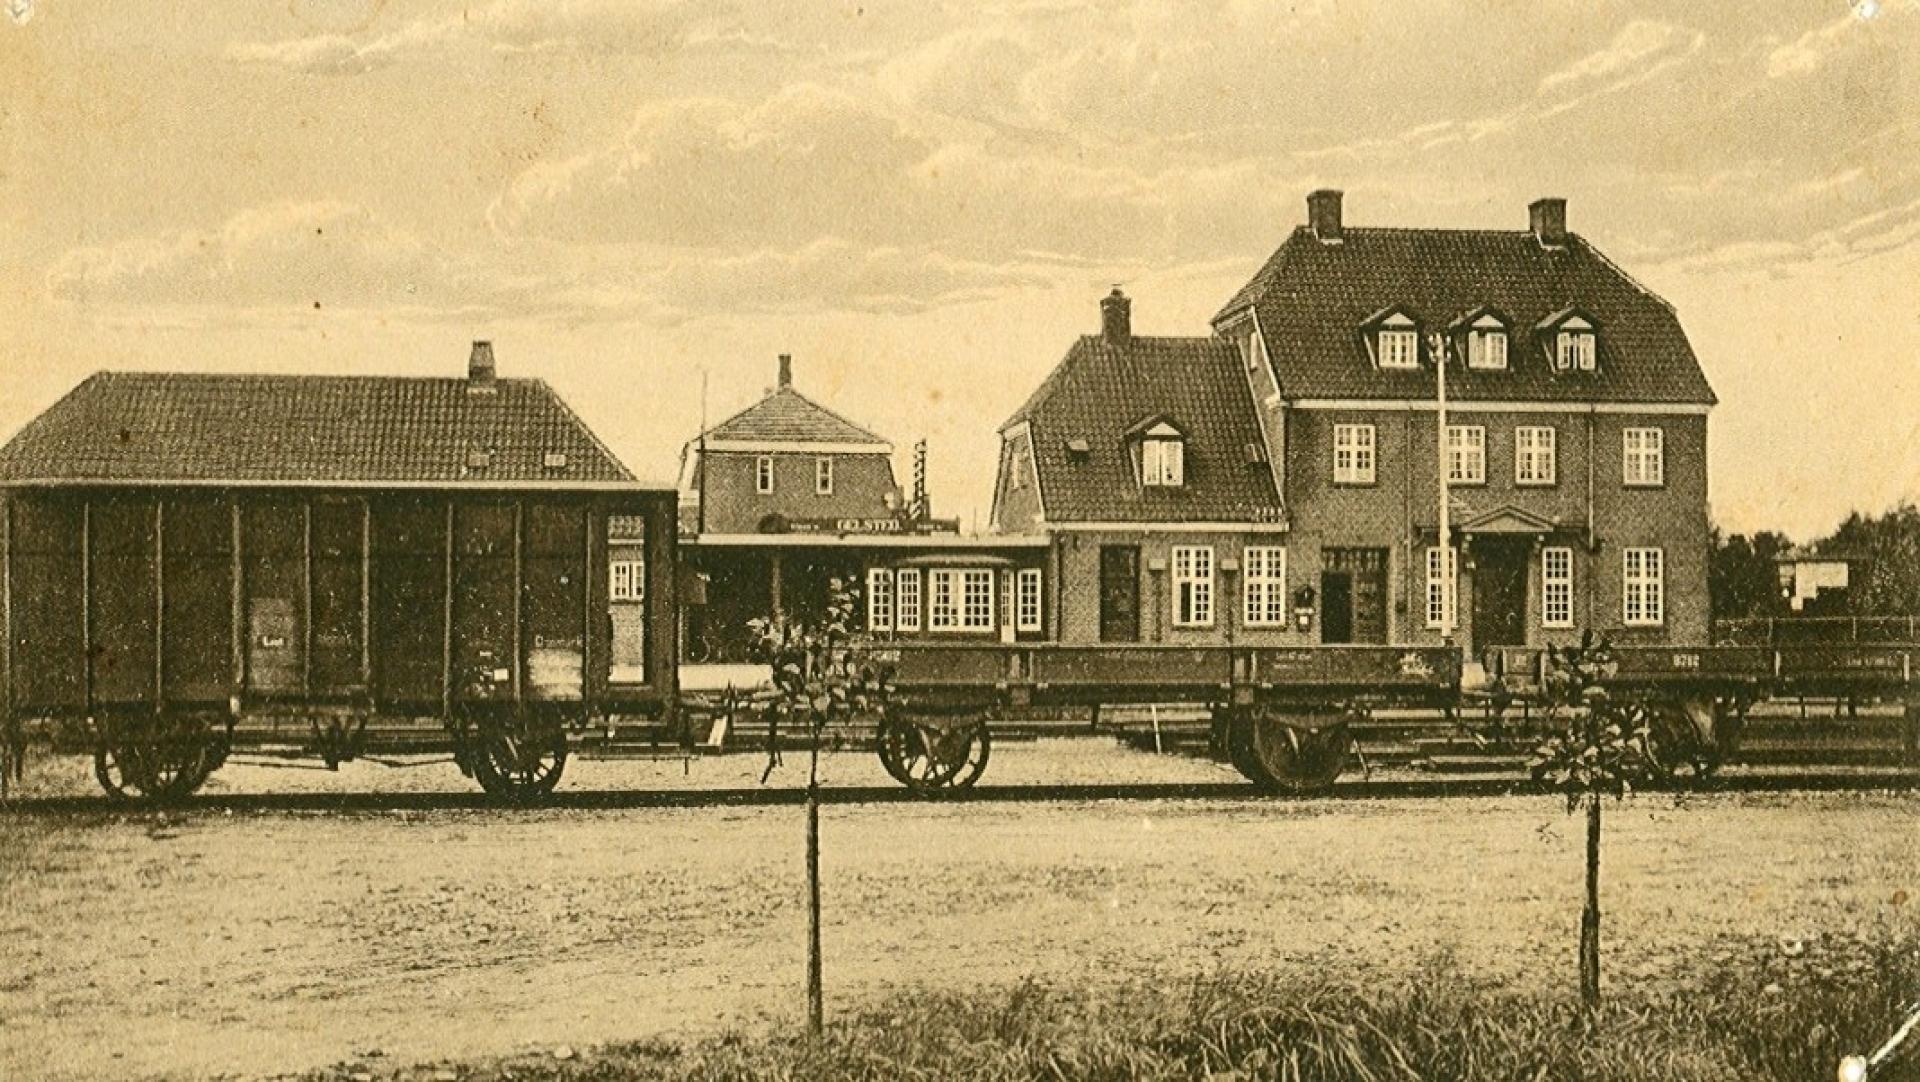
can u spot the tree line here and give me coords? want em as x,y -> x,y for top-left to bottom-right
1712,500 -> 1920,621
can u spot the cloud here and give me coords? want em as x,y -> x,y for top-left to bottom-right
228,0 -> 712,74
1765,1 -> 1911,79
1539,19 -> 1700,93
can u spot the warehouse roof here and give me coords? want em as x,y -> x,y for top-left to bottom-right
1005,333 -> 1282,523
0,365 -> 652,488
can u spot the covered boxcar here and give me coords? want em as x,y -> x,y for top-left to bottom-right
0,344 -> 677,801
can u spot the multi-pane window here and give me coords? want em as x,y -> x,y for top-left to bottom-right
815,456 -> 834,495
929,570 -> 958,630
961,570 -> 994,630
1009,444 -> 1030,490
1467,323 -> 1508,369
1016,568 -> 1043,632
1556,322 -> 1596,371
1624,547 -> 1664,626
1333,424 -> 1376,484
1172,545 -> 1214,627
755,455 -> 774,494
1623,427 -> 1664,486
1243,546 -> 1288,627
609,559 -> 645,602
1542,546 -> 1574,628
1425,545 -> 1457,631
895,569 -> 922,631
1516,425 -> 1557,485
1141,437 -> 1184,487
1446,425 -> 1485,484
1378,327 -> 1418,369
866,568 -> 893,632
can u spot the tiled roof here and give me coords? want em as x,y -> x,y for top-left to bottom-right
0,371 -> 644,486
701,386 -> 890,448
1007,336 -> 1282,523
1213,228 -> 1716,405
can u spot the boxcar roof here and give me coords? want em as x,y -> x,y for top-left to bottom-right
0,371 -> 666,490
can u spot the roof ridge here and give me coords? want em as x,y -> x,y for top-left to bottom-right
775,385 -> 890,445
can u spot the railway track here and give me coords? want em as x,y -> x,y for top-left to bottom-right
6,764 -> 1914,815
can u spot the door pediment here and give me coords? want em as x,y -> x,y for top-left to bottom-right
1458,504 -> 1556,536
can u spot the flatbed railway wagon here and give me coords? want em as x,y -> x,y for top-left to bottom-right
0,354 -> 679,803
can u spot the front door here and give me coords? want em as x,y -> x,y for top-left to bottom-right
1319,571 -> 1353,644
1098,546 -> 1140,642
1471,537 -> 1530,649
1323,547 -> 1388,644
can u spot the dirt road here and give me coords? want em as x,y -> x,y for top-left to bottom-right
2,741 -> 1915,1080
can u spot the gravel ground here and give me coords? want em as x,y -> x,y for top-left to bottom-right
0,740 -> 1915,1081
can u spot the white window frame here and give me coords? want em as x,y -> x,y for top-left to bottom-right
1623,427 -> 1664,487
1623,547 -> 1665,626
815,456 -> 834,495
1446,425 -> 1485,485
1015,568 -> 1043,632
1242,545 -> 1288,628
895,569 -> 922,631
1171,545 -> 1215,627
928,568 -> 994,632
1556,320 -> 1596,372
1378,327 -> 1419,369
1141,437 -> 1184,487
609,559 -> 646,603
1467,320 -> 1508,370
1333,423 -> 1376,485
1515,425 -> 1557,486
755,455 -> 774,494
866,568 -> 893,632
1424,545 -> 1457,631
1542,546 -> 1574,628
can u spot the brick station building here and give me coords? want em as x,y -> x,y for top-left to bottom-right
992,192 -> 1715,656
678,356 -> 1044,660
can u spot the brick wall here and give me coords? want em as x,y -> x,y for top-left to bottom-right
695,450 -> 898,534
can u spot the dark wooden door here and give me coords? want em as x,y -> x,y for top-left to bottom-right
1098,546 -> 1139,642
1319,571 -> 1353,644
1324,548 -> 1388,644
1471,538 -> 1529,648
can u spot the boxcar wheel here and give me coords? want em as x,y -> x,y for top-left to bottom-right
1221,709 -> 1274,787
1243,714 -> 1351,792
471,716 -> 569,803
93,717 -> 217,804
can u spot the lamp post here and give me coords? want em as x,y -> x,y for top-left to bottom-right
1430,331 -> 1454,645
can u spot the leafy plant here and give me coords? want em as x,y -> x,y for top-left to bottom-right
1528,631 -> 1663,1010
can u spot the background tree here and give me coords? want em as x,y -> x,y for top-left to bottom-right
746,578 -> 894,1036
1709,523 -> 1793,624
1529,633 -> 1661,1011
1822,502 -> 1920,616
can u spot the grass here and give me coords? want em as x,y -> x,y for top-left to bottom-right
302,937 -> 1920,1082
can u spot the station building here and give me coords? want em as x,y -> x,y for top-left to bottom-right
678,356 -> 1044,660
992,192 -> 1715,656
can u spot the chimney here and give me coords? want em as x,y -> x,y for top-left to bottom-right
1529,197 -> 1567,247
1307,189 -> 1344,243
468,340 -> 496,390
777,353 -> 793,389
1100,287 -> 1131,345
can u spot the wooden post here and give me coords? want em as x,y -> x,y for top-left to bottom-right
81,500 -> 92,711
806,684 -> 824,1036
359,499 -> 372,692
154,501 -> 166,706
582,503 -> 594,706
1,495 -> 12,793
1580,700 -> 1602,1010
441,501 -> 455,719
771,552 -> 785,623
511,500 -> 524,706
231,500 -> 245,695
301,501 -> 313,697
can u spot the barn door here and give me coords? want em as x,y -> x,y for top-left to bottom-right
524,503 -> 587,700
244,501 -> 306,696
309,499 -> 367,695
607,513 -> 648,684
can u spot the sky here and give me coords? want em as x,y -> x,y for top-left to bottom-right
1,0 -> 1915,541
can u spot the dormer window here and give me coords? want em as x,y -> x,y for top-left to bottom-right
1131,419 -> 1185,487
1378,314 -> 1418,369
1467,315 -> 1508,370
1553,316 -> 1596,372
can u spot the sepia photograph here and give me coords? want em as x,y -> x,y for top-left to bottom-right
1,2 -> 1917,1079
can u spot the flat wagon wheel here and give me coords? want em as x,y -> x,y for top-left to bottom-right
93,715 -> 218,804
1640,698 -> 1723,780
1220,708 -> 1274,787
470,714 -> 569,803
1242,712 -> 1352,792
876,714 -> 991,793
